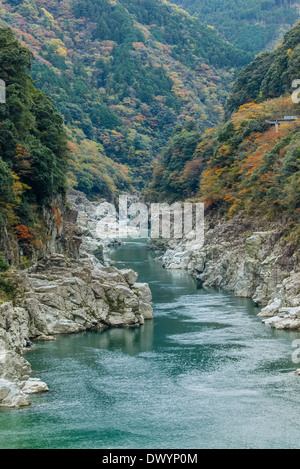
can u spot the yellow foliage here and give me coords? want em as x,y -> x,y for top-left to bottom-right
205,128 -> 215,133
12,172 -> 31,200
49,38 -> 67,57
41,8 -> 54,22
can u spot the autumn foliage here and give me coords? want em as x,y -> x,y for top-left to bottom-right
14,225 -> 34,246
148,95 -> 300,219
0,28 -> 68,254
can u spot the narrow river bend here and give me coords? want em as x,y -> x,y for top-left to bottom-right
1,241 -> 300,449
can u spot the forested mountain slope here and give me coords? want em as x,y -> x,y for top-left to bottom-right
227,21 -> 300,113
148,21 -> 300,233
0,0 -> 251,190
0,27 -> 68,215
0,27 -> 69,287
148,95 -> 300,218
171,0 -> 300,54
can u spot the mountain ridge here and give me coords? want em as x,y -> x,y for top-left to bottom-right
171,0 -> 300,54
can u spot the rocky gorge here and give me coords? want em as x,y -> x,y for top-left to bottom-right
0,191 -> 153,408
2,191 -> 300,409
155,216 -> 300,332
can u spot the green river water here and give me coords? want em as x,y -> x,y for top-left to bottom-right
1,241 -> 300,449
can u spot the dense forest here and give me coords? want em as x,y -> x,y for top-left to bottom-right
172,0 -> 300,54
0,27 -> 68,268
227,21 -> 300,112
0,0 -> 251,192
148,21 -> 300,228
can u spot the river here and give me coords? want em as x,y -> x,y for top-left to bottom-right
1,241 -> 300,449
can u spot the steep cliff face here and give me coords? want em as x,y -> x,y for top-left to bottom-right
158,216 -> 300,331
0,301 -> 49,408
0,192 -> 153,408
0,196 -> 82,268
0,226 -> 18,268
0,27 -> 71,270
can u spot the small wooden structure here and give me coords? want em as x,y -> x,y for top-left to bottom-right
265,110 -> 299,131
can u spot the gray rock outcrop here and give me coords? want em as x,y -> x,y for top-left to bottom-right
0,191 -> 153,408
155,217 -> 300,331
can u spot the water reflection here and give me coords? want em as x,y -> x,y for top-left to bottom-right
93,322 -> 154,356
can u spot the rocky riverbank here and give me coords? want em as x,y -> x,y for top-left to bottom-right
0,191 -> 153,408
154,216 -> 300,332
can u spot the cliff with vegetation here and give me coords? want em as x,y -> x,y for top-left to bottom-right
149,22 -> 300,331
149,22 -> 300,215
0,27 -> 70,273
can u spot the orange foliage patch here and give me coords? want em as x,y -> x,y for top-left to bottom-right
14,225 -> 34,246
53,205 -> 63,232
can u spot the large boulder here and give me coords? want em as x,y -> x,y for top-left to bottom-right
0,379 -> 30,408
